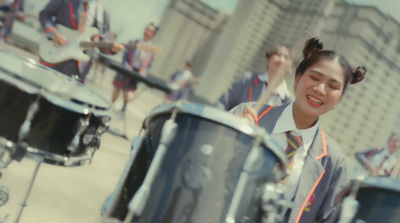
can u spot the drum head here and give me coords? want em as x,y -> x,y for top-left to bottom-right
144,102 -> 287,167
0,50 -> 112,114
105,102 -> 287,222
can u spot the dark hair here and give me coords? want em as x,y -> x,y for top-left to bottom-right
185,61 -> 192,68
388,133 -> 398,141
295,38 -> 366,93
265,45 -> 293,60
147,23 -> 160,35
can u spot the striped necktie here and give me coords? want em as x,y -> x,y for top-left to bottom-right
281,131 -> 302,185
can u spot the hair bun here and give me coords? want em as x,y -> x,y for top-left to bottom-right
303,38 -> 323,59
350,66 -> 366,84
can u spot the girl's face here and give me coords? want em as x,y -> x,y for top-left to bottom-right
144,25 -> 156,40
293,59 -> 345,120
267,46 -> 293,76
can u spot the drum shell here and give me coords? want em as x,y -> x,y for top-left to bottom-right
330,177 -> 400,223
106,112 -> 284,223
0,80 -> 105,155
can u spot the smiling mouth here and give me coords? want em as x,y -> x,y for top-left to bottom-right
307,95 -> 323,107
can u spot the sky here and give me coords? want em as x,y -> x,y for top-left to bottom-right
29,0 -> 400,42
347,0 -> 400,22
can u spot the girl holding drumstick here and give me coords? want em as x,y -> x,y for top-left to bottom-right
234,38 -> 366,223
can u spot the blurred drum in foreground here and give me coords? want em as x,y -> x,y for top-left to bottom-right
102,102 -> 287,223
0,49 -> 112,166
330,177 -> 400,223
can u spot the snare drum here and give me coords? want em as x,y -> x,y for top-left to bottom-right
0,50 -> 112,166
330,177 -> 400,223
102,102 -> 287,223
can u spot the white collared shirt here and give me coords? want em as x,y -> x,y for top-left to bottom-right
369,147 -> 397,175
272,102 -> 320,200
258,72 -> 291,106
132,40 -> 151,69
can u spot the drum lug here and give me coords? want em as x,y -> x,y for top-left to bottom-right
226,133 -> 265,223
18,101 -> 39,142
0,184 -> 9,206
82,134 -> 100,149
10,142 -> 28,162
337,179 -> 362,223
124,119 -> 178,221
261,183 -> 293,223
68,117 -> 91,153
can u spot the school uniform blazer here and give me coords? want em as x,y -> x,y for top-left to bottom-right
257,104 -> 348,223
0,0 -> 24,39
355,147 -> 393,176
121,39 -> 154,76
216,72 -> 291,111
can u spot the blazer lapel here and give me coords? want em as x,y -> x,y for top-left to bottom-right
289,129 -> 327,223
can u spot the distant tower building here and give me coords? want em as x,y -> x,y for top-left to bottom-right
194,0 -> 337,103
150,0 -> 228,80
317,2 -> 400,157
193,0 -> 400,159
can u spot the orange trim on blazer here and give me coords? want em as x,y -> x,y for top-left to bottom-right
44,26 -> 57,33
295,170 -> 326,223
69,2 -> 77,30
248,87 -> 253,101
256,106 -> 274,126
317,130 -> 328,160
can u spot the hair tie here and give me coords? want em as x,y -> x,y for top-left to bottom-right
350,66 -> 366,84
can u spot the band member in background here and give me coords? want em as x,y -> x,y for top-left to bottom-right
79,1 -> 113,83
38,0 -> 124,82
165,61 -> 200,102
0,0 -> 25,44
88,32 -> 117,83
235,38 -> 366,222
111,23 -> 159,112
216,45 -> 294,111
355,133 -> 400,177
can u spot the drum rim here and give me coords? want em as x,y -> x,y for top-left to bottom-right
0,49 -> 113,114
0,136 -> 93,167
334,177 -> 400,205
143,102 -> 288,169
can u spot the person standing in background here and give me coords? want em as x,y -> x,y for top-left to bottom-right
216,45 -> 294,111
165,61 -> 200,102
235,38 -> 366,222
0,0 -> 25,44
111,23 -> 159,112
79,0 -> 113,83
355,133 -> 400,177
38,0 -> 124,82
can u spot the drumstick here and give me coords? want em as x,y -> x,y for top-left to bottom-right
253,31 -> 310,114
253,63 -> 291,113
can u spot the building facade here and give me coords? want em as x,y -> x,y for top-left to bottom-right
192,0 -> 400,160
149,0 -> 228,81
